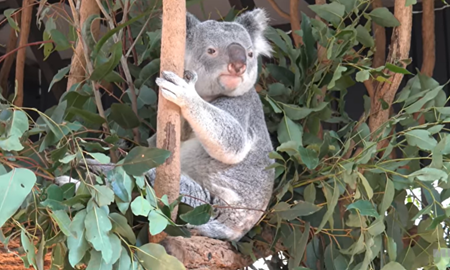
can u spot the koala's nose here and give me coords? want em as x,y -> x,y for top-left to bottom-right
227,43 -> 247,76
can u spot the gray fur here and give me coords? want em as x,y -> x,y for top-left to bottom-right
55,8 -> 274,241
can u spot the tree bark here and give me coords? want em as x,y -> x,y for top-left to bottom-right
66,0 -> 100,91
152,0 -> 185,242
161,227 -> 283,270
368,0 -> 412,146
14,0 -> 33,106
0,14 -> 20,99
289,0 -> 302,47
421,0 -> 435,77
371,0 -> 386,69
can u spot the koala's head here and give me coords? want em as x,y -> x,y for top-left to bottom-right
185,9 -> 271,101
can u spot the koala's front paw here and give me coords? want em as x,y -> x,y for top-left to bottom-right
155,71 -> 198,108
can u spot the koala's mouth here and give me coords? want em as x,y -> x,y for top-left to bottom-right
218,74 -> 243,91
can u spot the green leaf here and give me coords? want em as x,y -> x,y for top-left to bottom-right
113,246 -> 131,270
277,116 -> 303,145
347,200 -> 380,218
136,243 -> 185,270
380,178 -> 395,214
122,147 -> 171,176
109,103 -> 140,129
274,201 -> 322,221
355,70 -> 370,82
86,250 -> 113,270
21,230 -> 36,268
67,210 -> 89,267
368,218 -> 385,236
408,167 -> 448,182
0,168 -> 37,227
281,102 -> 328,120
131,196 -> 152,217
49,66 -> 70,93
67,107 -> 106,125
404,129 -> 437,151
148,209 -> 169,236
266,64 -> 294,87
317,183 -> 339,232
385,63 -> 412,75
86,152 -> 111,164
406,0 -> 417,6
90,41 -> 123,81
298,147 -> 319,170
356,25 -> 374,47
110,213 -> 136,245
380,262 -> 406,270
90,185 -> 115,207
369,8 -> 400,27
309,2 -> 345,25
139,59 -> 161,86
328,66 -> 347,89
50,210 -> 72,237
179,204 -> 213,225
304,183 -> 316,204
51,29 -> 71,51
8,110 -> 29,137
4,9 -> 19,31
108,167 -> 134,214
357,172 -> 373,200
85,204 -> 113,264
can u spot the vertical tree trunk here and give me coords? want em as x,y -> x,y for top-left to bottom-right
421,0 -> 435,77
371,0 -> 386,69
14,0 -> 33,106
369,0 -> 412,145
66,0 -> 100,91
151,0 -> 185,242
289,0 -> 302,47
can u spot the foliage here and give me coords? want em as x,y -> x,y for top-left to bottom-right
1,0 -> 450,270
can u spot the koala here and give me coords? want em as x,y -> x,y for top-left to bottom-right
56,8 -> 274,242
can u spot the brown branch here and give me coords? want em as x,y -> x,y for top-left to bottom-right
161,226 -> 284,270
151,0 -> 185,244
421,0 -> 435,77
289,0 -> 302,47
413,0 -> 435,125
368,0 -> 412,148
372,0 -> 386,69
267,0 -> 290,20
0,14 -> 20,98
66,0 -> 100,91
14,0 -> 33,106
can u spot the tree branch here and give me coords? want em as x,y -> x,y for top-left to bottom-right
289,0 -> 302,47
267,0 -> 290,20
161,227 -> 283,270
371,0 -> 386,69
66,0 -> 100,91
421,0 -> 435,77
150,0 -> 185,244
14,0 -> 33,106
368,0 -> 412,147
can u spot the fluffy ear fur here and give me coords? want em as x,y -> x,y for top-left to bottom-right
186,12 -> 201,36
234,8 -> 272,57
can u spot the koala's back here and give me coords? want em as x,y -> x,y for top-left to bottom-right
180,89 -> 274,237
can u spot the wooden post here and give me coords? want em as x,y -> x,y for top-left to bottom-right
151,0 -> 185,243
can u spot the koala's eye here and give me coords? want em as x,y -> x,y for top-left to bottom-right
248,51 -> 254,58
207,48 -> 216,55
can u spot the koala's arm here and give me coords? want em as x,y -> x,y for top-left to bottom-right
183,94 -> 253,165
147,134 -> 157,148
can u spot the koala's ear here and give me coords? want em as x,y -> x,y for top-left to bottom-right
234,8 -> 272,57
186,12 -> 200,33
